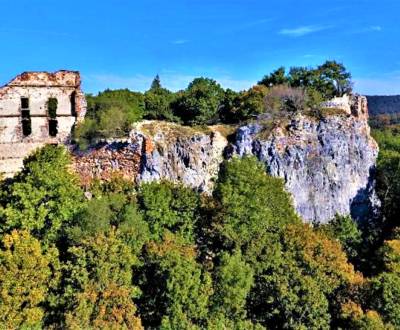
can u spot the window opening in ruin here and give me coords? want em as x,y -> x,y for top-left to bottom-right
21,97 -> 29,109
21,97 -> 31,136
70,91 -> 76,116
47,98 -> 58,137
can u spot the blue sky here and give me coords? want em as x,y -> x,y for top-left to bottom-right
0,0 -> 399,95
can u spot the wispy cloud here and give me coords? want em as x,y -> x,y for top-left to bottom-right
279,25 -> 329,37
351,25 -> 383,34
171,39 -> 189,45
84,72 -> 255,93
369,25 -> 382,32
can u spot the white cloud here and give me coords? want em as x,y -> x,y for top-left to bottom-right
370,25 -> 382,32
279,25 -> 329,37
352,25 -> 383,34
171,39 -> 189,45
84,73 -> 255,93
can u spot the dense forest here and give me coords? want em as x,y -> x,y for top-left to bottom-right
1,62 -> 400,329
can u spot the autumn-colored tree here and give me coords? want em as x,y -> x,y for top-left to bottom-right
248,224 -> 363,329
0,230 -> 58,329
63,229 -> 143,329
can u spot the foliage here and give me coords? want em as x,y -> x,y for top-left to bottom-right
73,89 -> 145,148
321,214 -> 362,260
212,156 -> 299,252
0,145 -> 84,244
211,250 -> 254,321
138,181 -> 200,243
368,272 -> 400,327
248,224 -> 363,329
144,75 -> 178,121
63,229 -> 143,329
258,66 -> 288,87
219,86 -> 268,123
373,128 -> 400,234
0,230 -> 58,329
138,232 -> 212,329
259,60 -> 352,100
173,77 -> 225,125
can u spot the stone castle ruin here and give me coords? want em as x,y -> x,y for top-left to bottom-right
0,71 -> 86,176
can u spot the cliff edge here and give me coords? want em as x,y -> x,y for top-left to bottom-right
73,95 -> 379,224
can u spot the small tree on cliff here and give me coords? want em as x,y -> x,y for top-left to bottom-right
173,78 -> 225,125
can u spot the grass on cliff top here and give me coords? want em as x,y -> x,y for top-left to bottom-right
134,120 -> 237,141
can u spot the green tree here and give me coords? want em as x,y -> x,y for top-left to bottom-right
321,215 -> 362,260
211,250 -> 254,321
138,181 -> 200,243
0,230 -> 58,329
173,77 -> 225,125
74,89 -> 144,148
366,238 -> 400,327
212,156 -> 299,253
368,273 -> 400,327
144,87 -> 176,121
138,232 -> 212,329
151,74 -> 162,90
248,224 -> 363,329
0,145 -> 84,245
259,67 -> 288,87
317,60 -> 352,97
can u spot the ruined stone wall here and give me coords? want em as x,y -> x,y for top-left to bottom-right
0,71 -> 86,176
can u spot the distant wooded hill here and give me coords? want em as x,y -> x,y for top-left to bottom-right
367,95 -> 400,115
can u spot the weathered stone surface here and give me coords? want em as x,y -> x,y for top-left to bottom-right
229,95 -> 379,223
72,121 -> 230,193
72,95 -> 379,223
0,71 -> 86,176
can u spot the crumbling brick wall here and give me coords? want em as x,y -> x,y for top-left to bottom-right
0,70 -> 86,176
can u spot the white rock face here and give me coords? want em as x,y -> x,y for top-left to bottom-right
230,95 -> 379,223
132,121 -> 229,193
73,96 -> 379,224
72,121 -> 230,193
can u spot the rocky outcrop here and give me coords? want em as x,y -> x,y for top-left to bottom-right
72,95 -> 379,224
72,121 -> 229,192
229,95 -> 379,223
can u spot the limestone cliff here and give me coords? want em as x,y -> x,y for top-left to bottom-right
229,96 -> 379,223
72,95 -> 379,224
73,121 -> 229,192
